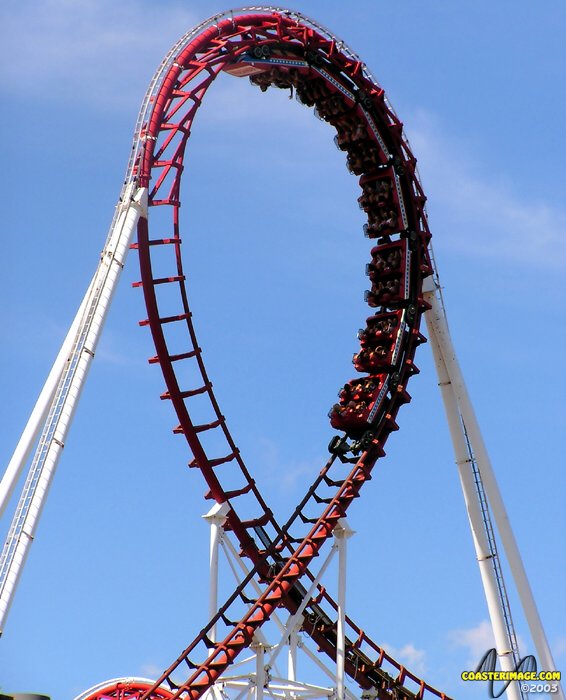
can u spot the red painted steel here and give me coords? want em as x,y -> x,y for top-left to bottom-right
85,9 -> 447,700
83,681 -> 174,699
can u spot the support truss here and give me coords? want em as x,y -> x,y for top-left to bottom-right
198,506 -> 357,700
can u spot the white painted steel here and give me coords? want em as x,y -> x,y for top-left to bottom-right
288,624 -> 299,688
0,276 -> 95,519
424,301 -> 521,700
0,186 -> 148,635
334,520 -> 354,700
424,277 -> 562,700
216,537 -> 345,696
203,502 -> 230,643
211,521 -> 355,700
253,640 -> 266,700
296,645 -> 356,700
217,677 -> 333,700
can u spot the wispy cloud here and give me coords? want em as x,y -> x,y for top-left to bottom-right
407,110 -> 566,270
0,0 -> 197,110
95,335 -> 145,368
254,437 -> 321,495
0,0 -> 327,150
382,641 -> 427,676
448,619 -> 495,668
210,80 -> 336,144
3,5 -> 563,270
448,619 -> 531,671
138,662 -> 163,679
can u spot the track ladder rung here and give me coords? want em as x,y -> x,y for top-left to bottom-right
130,237 -> 182,249
205,482 -> 254,500
323,475 -> 345,487
139,312 -> 192,327
148,348 -> 201,364
220,612 -> 238,626
173,419 -> 224,435
189,451 -> 238,469
194,417 -> 224,433
299,512 -> 319,525
240,512 -> 271,528
132,275 -> 185,288
161,385 -> 209,400
312,492 -> 333,505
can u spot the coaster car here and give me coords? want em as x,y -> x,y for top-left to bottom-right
329,375 -> 388,436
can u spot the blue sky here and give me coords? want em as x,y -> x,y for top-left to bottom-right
0,1 -> 565,698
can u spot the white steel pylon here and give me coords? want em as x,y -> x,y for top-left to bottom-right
0,183 -> 148,636
422,271 -> 563,700
200,505 -> 356,700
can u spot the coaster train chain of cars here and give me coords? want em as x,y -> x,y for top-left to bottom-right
85,8 -> 442,700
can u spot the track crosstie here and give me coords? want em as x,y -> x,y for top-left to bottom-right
85,8 -> 448,700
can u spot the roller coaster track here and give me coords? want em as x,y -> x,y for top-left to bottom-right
2,8 -> 560,699
71,8 -> 450,700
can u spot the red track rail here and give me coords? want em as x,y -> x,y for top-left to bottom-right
87,9 -> 448,700
84,682 -> 174,700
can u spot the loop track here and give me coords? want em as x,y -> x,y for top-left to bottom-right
87,8 -> 448,700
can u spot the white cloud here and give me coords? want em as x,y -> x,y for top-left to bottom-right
255,437 -> 321,495
139,662 -> 163,679
0,0 -> 328,142
203,76 -> 323,129
3,4 -> 563,274
382,642 -> 427,676
448,619 -> 495,667
448,619 -> 531,671
95,338 -> 144,368
0,0 -> 197,110
407,111 -> 566,270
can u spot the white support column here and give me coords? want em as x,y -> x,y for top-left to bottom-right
207,528 -> 357,700
0,275 -> 95,519
203,502 -> 230,644
288,623 -> 299,687
425,316 -> 521,700
253,639 -> 266,700
0,186 -> 148,636
333,519 -> 354,700
423,277 -> 562,700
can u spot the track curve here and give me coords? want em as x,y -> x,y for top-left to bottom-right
77,680 -> 174,700
86,8 -> 447,700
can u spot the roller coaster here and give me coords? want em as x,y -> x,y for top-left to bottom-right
0,8 -> 561,700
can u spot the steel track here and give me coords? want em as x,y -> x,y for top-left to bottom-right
84,9 -> 448,700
